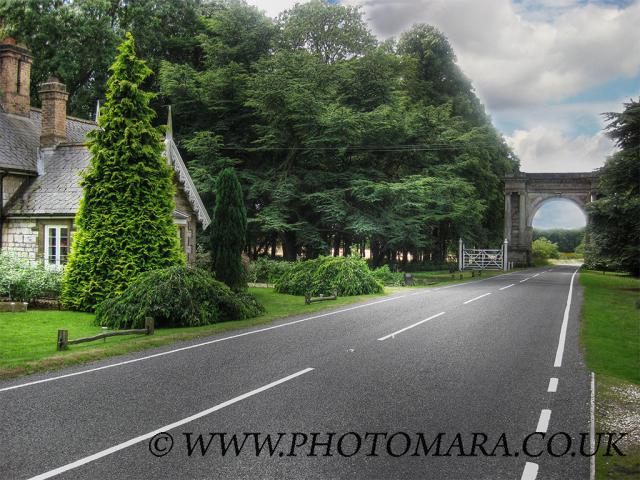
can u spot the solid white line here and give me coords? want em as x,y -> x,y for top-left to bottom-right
521,462 -> 539,480
463,292 -> 492,304
499,283 -> 515,291
548,377 -> 558,392
27,368 -> 314,480
553,269 -> 579,367
377,312 -> 446,341
590,372 -> 596,480
0,296 -> 407,393
536,409 -> 551,433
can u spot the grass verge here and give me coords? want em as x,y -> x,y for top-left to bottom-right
579,270 -> 640,479
0,267 -> 524,381
0,288 -> 384,381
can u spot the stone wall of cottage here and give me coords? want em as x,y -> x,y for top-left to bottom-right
173,185 -> 198,265
1,219 -> 38,261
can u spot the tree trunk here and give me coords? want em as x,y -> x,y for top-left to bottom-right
333,234 -> 341,257
282,231 -> 297,261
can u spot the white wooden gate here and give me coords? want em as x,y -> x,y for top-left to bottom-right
459,238 -> 509,271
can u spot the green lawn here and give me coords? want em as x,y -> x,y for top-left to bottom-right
0,287 -> 384,379
579,270 -> 640,479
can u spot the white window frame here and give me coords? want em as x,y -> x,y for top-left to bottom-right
43,225 -> 70,267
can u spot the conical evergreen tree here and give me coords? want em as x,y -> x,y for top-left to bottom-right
62,33 -> 183,311
211,168 -> 247,291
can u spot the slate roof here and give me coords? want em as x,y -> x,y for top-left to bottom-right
2,108 -> 211,228
5,145 -> 89,215
0,111 -> 40,173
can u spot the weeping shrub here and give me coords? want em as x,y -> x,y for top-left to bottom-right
95,266 -> 264,329
248,258 -> 294,284
275,256 -> 383,296
371,265 -> 405,286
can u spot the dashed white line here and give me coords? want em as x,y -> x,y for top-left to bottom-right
548,377 -> 558,392
27,368 -> 314,480
499,283 -> 515,291
553,269 -> 579,368
520,277 -> 532,283
463,292 -> 492,304
536,409 -> 551,433
377,312 -> 446,341
521,462 -> 539,480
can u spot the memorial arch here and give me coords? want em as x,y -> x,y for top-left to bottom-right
504,172 -> 598,265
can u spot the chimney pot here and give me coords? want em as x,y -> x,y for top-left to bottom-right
39,77 -> 68,147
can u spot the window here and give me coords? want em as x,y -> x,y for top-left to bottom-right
44,225 -> 69,266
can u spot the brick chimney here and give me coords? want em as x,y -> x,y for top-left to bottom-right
38,77 -> 68,147
0,37 -> 33,117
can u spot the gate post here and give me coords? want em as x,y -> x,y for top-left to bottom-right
503,238 -> 509,271
458,238 -> 463,271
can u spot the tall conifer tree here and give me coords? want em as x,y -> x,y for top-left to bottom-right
211,168 -> 247,291
62,33 -> 183,311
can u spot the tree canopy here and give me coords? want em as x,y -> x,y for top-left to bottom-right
586,99 -> 640,276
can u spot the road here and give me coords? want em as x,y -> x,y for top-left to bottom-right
0,265 -> 591,480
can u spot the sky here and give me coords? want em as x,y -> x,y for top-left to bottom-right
247,0 -> 639,229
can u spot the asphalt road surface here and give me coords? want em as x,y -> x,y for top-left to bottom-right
0,265 -> 592,480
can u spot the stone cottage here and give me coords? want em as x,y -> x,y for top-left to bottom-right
0,38 -> 210,266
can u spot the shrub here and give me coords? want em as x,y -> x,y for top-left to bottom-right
248,258 -> 294,284
0,253 -> 63,303
531,237 -> 560,265
371,265 -> 405,286
95,266 -> 264,329
275,256 -> 383,296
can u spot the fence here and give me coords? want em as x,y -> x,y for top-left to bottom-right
459,238 -> 509,271
57,317 -> 154,351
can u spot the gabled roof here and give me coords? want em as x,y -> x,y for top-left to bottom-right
1,108 -> 211,229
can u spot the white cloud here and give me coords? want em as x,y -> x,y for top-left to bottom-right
246,0 -> 309,18
347,0 -> 640,109
506,126 -> 616,172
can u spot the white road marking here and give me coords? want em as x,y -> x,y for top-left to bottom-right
0,296 -> 405,393
377,312 -> 446,341
520,277 -> 532,283
553,269 -> 579,368
536,409 -> 551,433
590,372 -> 596,480
547,378 -> 558,392
499,283 -> 515,291
521,462 -> 539,480
27,368 -> 314,480
533,273 -> 540,277
463,292 -> 492,304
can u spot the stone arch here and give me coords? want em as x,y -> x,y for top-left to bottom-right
504,172 -> 598,266
527,195 -> 588,228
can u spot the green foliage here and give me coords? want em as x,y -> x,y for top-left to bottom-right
0,0 -> 204,118
94,266 -> 264,329
248,258 -> 293,284
157,2 -> 518,267
531,237 -> 560,265
275,256 -> 383,296
371,265 -> 404,286
533,228 -> 585,253
586,98 -> 640,276
211,168 -> 248,290
0,253 -> 62,303
61,34 -> 183,311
